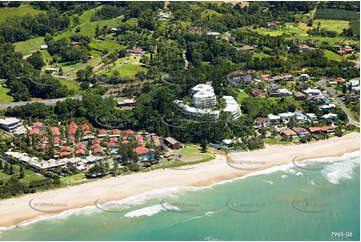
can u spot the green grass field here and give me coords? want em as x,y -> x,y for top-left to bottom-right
102,63 -> 145,77
14,37 -> 45,56
312,19 -> 350,34
0,164 -> 47,184
324,49 -> 343,61
0,6 -> 44,23
59,78 -> 80,91
0,86 -> 13,103
173,145 -> 215,162
88,40 -> 124,51
253,24 -> 307,37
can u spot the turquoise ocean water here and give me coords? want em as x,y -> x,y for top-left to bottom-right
0,152 -> 359,241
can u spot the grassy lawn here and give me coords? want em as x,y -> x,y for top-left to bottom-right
171,145 -> 215,163
59,78 -> 80,91
235,90 -> 249,103
312,20 -> 350,34
253,24 -> 307,37
290,35 -> 346,45
0,86 -> 13,103
0,164 -> 46,184
324,49 -> 343,61
0,6 -> 44,23
14,37 -> 45,56
101,63 -> 145,77
60,173 -> 85,185
88,40 -> 125,52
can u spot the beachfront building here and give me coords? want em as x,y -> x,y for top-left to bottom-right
222,96 -> 241,120
192,84 -> 216,108
165,137 -> 182,149
279,112 -> 295,123
321,113 -> 337,121
174,100 -> 220,121
134,146 -> 154,161
253,117 -> 269,129
292,127 -> 310,137
268,114 -> 281,124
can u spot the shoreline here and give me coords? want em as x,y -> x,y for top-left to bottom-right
0,132 -> 359,228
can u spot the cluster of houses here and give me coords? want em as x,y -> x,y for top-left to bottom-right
174,84 -> 241,121
336,45 -> 354,55
4,120 -> 183,172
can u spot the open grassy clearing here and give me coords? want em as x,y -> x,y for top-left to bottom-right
89,40 -> 125,51
323,49 -> 343,61
0,164 -> 47,184
253,24 -> 307,37
14,37 -> 45,56
0,86 -> 13,103
101,63 -> 146,77
312,19 -> 350,34
0,5 -> 44,23
58,78 -> 81,91
170,145 -> 215,163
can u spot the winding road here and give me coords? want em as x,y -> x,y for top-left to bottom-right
0,94 -> 119,110
317,79 -> 358,126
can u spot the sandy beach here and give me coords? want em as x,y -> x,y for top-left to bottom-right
0,132 -> 359,227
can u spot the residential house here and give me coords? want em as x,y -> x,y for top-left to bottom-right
299,44 -> 312,51
98,129 -> 107,137
279,112 -> 295,123
319,104 -> 336,111
293,91 -> 307,100
250,88 -> 264,97
227,74 -> 253,85
282,129 -> 297,138
299,74 -> 310,82
40,45 -> 48,50
306,113 -> 317,121
239,45 -> 255,51
293,112 -> 308,123
268,114 -> 281,124
278,88 -> 292,96
321,113 -> 337,120
292,127 -> 310,137
253,117 -> 269,129
309,126 -> 336,133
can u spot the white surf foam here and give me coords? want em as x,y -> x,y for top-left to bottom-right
124,203 -> 179,218
321,155 -> 360,184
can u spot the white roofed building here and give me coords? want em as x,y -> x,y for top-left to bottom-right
0,117 -> 23,131
192,84 -> 217,108
222,96 -> 241,120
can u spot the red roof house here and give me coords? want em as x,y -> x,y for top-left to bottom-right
125,129 -> 134,135
29,128 -> 41,135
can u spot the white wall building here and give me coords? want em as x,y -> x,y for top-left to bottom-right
222,96 -> 241,120
0,118 -> 23,131
192,84 -> 217,108
174,100 -> 220,121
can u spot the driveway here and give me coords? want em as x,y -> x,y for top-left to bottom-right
317,79 -> 358,126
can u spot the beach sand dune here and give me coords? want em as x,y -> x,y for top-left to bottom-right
0,132 -> 359,227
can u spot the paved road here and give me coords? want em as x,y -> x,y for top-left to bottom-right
0,94 -> 119,110
317,79 -> 357,126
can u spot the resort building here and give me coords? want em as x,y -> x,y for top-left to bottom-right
191,84 -> 217,108
0,117 -> 23,132
174,100 -> 220,121
165,137 -> 182,149
222,96 -> 241,120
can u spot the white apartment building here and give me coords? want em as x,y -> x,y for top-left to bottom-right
174,100 -> 220,121
192,84 -> 217,108
222,96 -> 241,120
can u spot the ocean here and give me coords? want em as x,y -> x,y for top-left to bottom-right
0,152 -> 359,241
